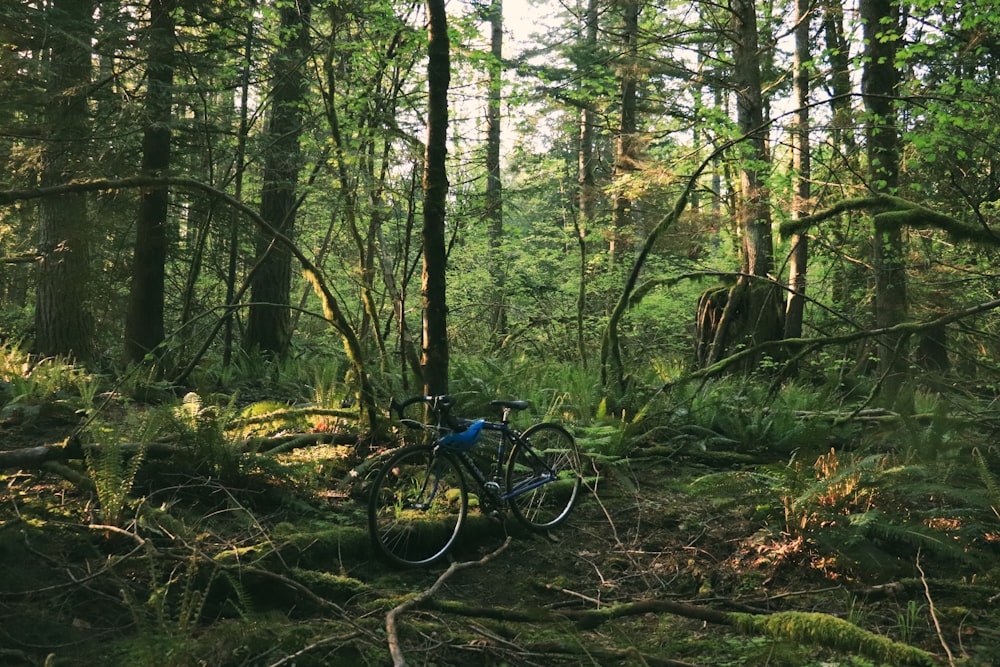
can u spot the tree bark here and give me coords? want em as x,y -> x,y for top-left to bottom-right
245,0 -> 311,357
485,0 -> 506,340
575,0 -> 599,367
34,0 -> 95,363
422,0 -> 451,395
610,0 -> 640,265
697,0 -> 782,369
862,0 -> 909,406
784,0 -> 810,343
124,0 -> 175,366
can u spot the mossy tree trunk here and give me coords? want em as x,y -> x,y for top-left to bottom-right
696,0 -> 783,371
863,0 -> 909,408
421,0 -> 451,396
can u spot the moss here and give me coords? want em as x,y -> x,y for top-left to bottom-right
214,525 -> 370,568
288,568 -> 369,601
733,611 -> 936,666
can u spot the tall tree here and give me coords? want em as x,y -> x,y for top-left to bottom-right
698,0 -> 782,368
574,0 -> 600,366
245,0 -> 311,357
862,0 -> 908,403
484,0 -> 506,338
784,0 -> 810,342
422,0 -> 451,395
34,0 -> 95,362
731,0 -> 774,280
124,0 -> 176,365
610,0 -> 640,265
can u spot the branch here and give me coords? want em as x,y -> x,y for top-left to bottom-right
0,432 -> 353,470
780,194 -> 1000,246
425,594 -> 933,666
678,294 -> 1000,383
386,538 -> 511,667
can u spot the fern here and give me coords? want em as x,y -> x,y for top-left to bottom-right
973,447 -> 1000,520
85,441 -> 146,528
848,509 -> 972,563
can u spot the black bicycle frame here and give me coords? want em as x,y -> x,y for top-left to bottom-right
441,421 -> 558,503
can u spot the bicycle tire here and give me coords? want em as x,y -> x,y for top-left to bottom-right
368,445 -> 467,566
505,422 -> 581,531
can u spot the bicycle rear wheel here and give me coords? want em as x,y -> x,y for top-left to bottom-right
368,445 -> 467,566
505,423 -> 581,531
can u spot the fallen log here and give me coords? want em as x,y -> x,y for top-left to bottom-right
0,432 -> 357,470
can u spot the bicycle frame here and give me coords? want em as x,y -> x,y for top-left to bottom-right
441,422 -> 558,504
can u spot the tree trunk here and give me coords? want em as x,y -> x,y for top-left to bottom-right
862,0 -> 909,405
34,0 -> 95,363
784,0 -> 810,343
574,0 -> 599,367
422,0 -> 451,396
245,0 -> 311,358
698,0 -> 782,368
732,0 -> 774,280
822,0 -> 857,158
485,0 -> 506,340
124,0 -> 175,366
610,0 -> 640,265
223,17 -> 255,367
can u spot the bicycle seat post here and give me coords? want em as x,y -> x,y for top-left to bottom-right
500,406 -> 512,424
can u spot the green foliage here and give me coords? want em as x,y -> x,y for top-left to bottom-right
171,392 -> 249,483
142,550 -> 218,636
972,446 -> 1000,517
446,355 -> 603,423
669,377 -> 840,455
0,341 -> 101,406
85,441 -> 146,528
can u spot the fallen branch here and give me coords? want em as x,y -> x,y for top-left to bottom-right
385,538 -> 512,667
0,431 -> 355,470
917,552 -> 955,667
417,594 -> 936,666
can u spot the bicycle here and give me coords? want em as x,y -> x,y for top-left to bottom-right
367,395 -> 582,566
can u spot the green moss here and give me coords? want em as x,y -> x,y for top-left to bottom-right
214,525 -> 370,568
733,611 -> 936,666
288,567 -> 368,600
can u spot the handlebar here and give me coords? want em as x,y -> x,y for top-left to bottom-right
389,395 -> 451,419
389,395 -> 461,431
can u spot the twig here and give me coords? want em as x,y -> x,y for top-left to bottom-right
547,583 -> 602,606
266,631 -> 361,667
916,550 -> 955,666
385,538 -> 512,667
87,523 -> 147,545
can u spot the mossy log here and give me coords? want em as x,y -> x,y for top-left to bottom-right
414,596 -> 937,666
0,431 -> 356,470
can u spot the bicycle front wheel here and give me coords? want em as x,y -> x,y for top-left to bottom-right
368,445 -> 467,566
506,423 -> 581,531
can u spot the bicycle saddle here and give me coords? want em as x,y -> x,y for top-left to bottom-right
438,418 -> 485,451
490,400 -> 529,411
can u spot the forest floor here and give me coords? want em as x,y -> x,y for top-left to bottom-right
1,412 -> 999,667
